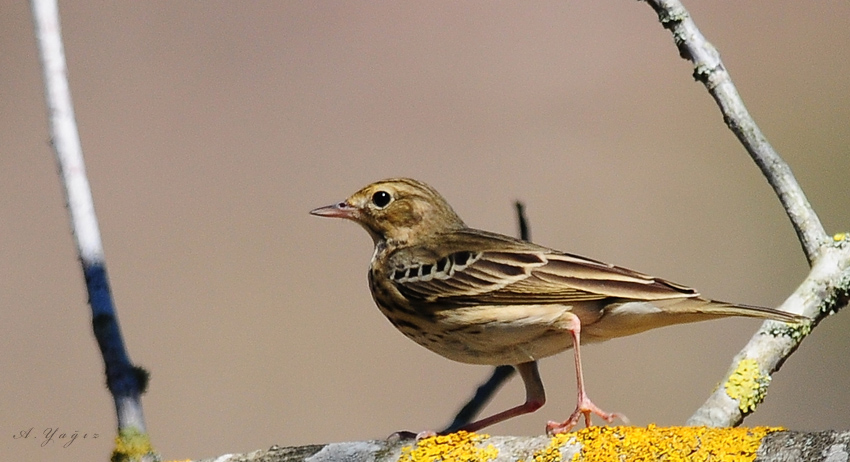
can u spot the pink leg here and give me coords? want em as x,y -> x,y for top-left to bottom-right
455,361 -> 545,434
546,312 -> 626,435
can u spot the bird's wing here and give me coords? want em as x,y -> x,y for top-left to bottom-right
388,229 -> 699,306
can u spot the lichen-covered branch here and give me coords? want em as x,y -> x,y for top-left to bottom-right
642,0 -> 850,427
687,236 -> 850,427
194,429 -> 850,462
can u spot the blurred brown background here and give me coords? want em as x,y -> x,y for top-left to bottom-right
1,2 -> 848,461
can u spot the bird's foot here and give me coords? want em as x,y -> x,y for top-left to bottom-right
545,398 -> 627,435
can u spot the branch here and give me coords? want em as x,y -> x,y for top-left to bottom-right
30,0 -> 155,460
642,0 -> 850,427
515,201 -> 531,243
687,244 -> 850,427
644,0 -> 829,264
195,429 -> 850,462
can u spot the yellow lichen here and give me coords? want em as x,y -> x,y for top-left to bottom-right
725,358 -> 770,413
528,432 -> 575,462
111,427 -> 156,462
398,431 -> 498,462
833,232 -> 847,242
560,425 -> 779,462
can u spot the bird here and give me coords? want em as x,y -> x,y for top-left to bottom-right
310,177 -> 807,435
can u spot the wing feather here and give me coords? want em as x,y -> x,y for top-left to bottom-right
387,229 -> 700,306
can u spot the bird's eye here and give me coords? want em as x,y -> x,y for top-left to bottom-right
371,191 -> 392,208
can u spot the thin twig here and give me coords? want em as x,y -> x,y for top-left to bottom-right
515,201 -> 531,242
644,0 -> 828,264
643,0 -> 849,427
30,0 -> 153,452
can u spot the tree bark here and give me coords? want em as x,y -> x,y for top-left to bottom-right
194,430 -> 850,462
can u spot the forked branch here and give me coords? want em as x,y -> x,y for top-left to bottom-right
643,0 -> 849,427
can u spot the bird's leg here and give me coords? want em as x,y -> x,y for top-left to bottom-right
441,365 -> 516,433
546,312 -> 625,435
452,361 -> 545,434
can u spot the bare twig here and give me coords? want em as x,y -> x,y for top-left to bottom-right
30,0 -> 155,459
515,201 -> 531,243
644,0 -> 829,264
643,0 -> 850,427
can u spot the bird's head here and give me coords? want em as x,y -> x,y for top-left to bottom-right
310,178 -> 466,246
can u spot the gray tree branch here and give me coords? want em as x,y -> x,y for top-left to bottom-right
642,0 -> 849,427
195,430 -> 850,462
644,0 -> 829,263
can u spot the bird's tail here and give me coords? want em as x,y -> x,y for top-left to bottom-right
583,297 -> 808,343
660,297 -> 807,323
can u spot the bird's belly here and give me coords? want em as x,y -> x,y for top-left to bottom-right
383,304 -> 589,366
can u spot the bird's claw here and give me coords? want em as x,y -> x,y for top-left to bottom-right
545,402 -> 628,435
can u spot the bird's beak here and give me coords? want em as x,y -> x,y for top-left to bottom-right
310,202 -> 358,220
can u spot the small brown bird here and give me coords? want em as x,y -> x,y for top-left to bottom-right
311,178 -> 805,435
